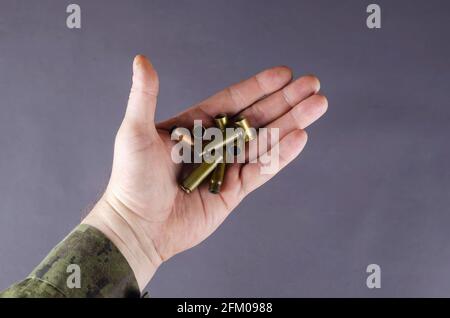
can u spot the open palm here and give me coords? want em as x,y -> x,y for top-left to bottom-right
87,55 -> 327,287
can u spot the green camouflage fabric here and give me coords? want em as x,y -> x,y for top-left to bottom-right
0,224 -> 140,298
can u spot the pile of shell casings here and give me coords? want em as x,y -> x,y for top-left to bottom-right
173,114 -> 256,194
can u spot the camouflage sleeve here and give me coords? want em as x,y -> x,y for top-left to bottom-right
0,224 -> 141,298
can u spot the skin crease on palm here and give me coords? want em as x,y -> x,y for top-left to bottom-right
82,55 -> 328,291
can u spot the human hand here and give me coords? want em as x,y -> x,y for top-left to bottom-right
83,55 -> 328,290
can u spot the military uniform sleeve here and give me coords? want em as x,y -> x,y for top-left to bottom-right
0,224 -> 141,298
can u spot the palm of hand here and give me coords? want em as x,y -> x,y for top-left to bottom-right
104,55 -> 327,262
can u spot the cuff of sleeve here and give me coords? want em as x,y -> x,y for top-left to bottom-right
28,224 -> 140,298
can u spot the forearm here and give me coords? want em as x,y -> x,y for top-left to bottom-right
0,196 -> 159,298
0,223 -> 140,298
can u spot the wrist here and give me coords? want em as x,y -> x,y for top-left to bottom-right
82,194 -> 162,291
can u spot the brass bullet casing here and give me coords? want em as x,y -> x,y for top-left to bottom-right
181,154 -> 222,194
214,113 -> 228,130
234,116 -> 257,142
209,114 -> 228,194
200,116 -> 255,158
209,159 -> 226,194
180,114 -> 256,194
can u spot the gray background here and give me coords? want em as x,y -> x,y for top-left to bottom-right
0,0 -> 449,297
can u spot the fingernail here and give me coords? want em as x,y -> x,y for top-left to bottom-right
133,54 -> 144,73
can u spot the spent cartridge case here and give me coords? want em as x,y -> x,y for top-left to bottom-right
181,154 -> 223,193
209,114 -> 229,194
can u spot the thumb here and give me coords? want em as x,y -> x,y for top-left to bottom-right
123,55 -> 159,133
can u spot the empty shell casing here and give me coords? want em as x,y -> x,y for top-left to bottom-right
200,116 -> 255,157
209,114 -> 228,194
234,116 -> 257,142
214,113 -> 228,130
181,155 -> 222,194
180,115 -> 256,194
209,160 -> 226,194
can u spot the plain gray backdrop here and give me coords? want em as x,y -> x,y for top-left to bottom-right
0,0 -> 450,297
